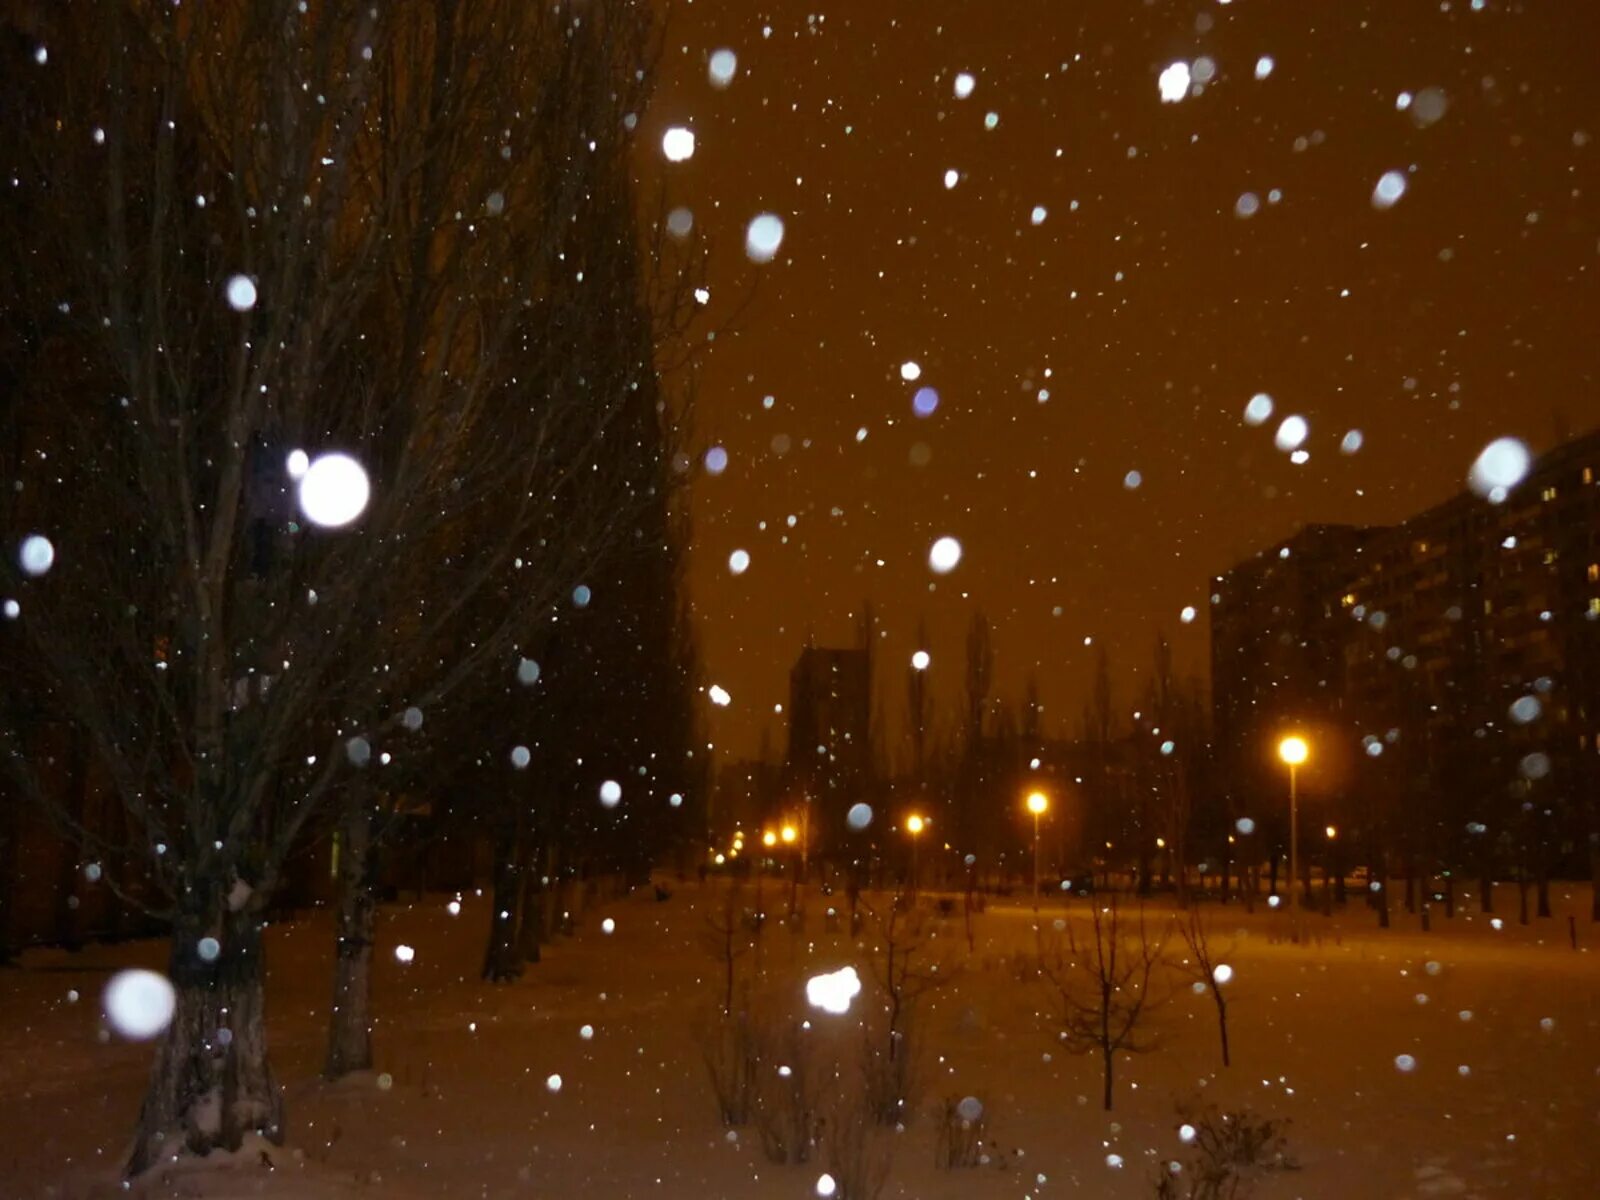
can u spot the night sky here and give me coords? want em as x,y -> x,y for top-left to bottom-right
643,0 -> 1599,763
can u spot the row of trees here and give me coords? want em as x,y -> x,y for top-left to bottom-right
862,607 -> 1595,924
1,0 -> 701,1174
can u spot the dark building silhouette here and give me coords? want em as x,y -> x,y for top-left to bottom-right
1211,427 -> 1600,882
1210,523 -> 1378,828
784,645 -> 872,858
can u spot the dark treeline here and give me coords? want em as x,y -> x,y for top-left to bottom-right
838,606 -> 1595,926
0,0 -> 700,1174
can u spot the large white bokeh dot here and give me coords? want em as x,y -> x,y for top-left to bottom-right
104,969 -> 176,1040
225,275 -> 257,312
708,49 -> 737,88
297,452 -> 370,528
805,966 -> 862,1015
1468,437 -> 1530,502
18,534 -> 55,576
745,213 -> 785,263
928,536 -> 962,574
661,126 -> 695,162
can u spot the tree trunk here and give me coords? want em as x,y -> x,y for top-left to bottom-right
1480,870 -> 1494,915
482,823 -> 524,983
516,832 -> 545,966
1590,838 -> 1600,921
1536,863 -> 1552,919
325,801 -> 377,1080
128,904 -> 282,1175
1101,1045 -> 1114,1111
1213,992 -> 1230,1068
1375,855 -> 1390,929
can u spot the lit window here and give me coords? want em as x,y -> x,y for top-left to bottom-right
1541,486 -> 1557,501
1584,467 -> 1594,485
1591,598 -> 1600,616
1589,564 -> 1599,582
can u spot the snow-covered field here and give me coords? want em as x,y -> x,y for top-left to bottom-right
2,881 -> 1597,1199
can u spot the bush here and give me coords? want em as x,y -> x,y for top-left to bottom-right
1153,1106 -> 1297,1199
933,1094 -> 991,1169
822,1086 -> 895,1199
695,1007 -> 758,1127
750,1011 -> 826,1164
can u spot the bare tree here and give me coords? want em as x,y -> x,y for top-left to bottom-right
1039,895 -> 1169,1110
907,615 -> 931,789
1175,906 -> 1234,1068
0,0 -> 680,1172
957,611 -> 993,861
861,900 -> 953,1124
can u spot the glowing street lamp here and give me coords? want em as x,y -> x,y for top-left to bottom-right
905,814 -> 927,895
762,830 -> 778,848
1026,791 -> 1048,911
780,824 -> 798,845
1278,735 -> 1309,940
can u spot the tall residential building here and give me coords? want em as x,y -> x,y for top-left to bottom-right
1211,427 -> 1600,875
1210,523 -> 1379,821
784,645 -> 872,857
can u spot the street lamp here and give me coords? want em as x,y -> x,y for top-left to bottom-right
780,824 -> 799,917
905,814 -> 926,895
1277,735 -> 1309,939
1026,791 -> 1048,911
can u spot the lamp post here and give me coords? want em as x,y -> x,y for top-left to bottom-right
1026,791 -> 1049,912
905,814 -> 926,896
781,824 -> 799,917
1277,735 -> 1309,942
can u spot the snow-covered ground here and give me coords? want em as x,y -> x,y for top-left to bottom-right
2,881 -> 1597,1198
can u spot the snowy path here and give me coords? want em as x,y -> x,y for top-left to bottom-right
1,884 -> 1598,1198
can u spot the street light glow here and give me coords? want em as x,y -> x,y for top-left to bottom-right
906,814 -> 926,835
1026,790 -> 1048,815
781,825 -> 797,844
762,830 -> 777,847
1278,735 -> 1309,765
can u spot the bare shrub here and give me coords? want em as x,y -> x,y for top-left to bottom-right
695,1006 -> 758,1127
750,1009 -> 827,1164
1153,1106 -> 1297,1199
934,1094 -> 990,1168
822,1085 -> 895,1199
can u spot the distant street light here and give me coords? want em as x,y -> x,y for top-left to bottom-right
780,825 -> 797,844
1026,791 -> 1048,911
762,830 -> 777,848
1278,736 -> 1310,941
906,814 -> 927,895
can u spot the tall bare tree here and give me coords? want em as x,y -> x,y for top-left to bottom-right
1039,895 -> 1169,1110
906,615 -> 931,789
0,0 -> 682,1172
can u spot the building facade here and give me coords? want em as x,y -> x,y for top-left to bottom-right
1211,428 -> 1600,883
784,645 -> 872,859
